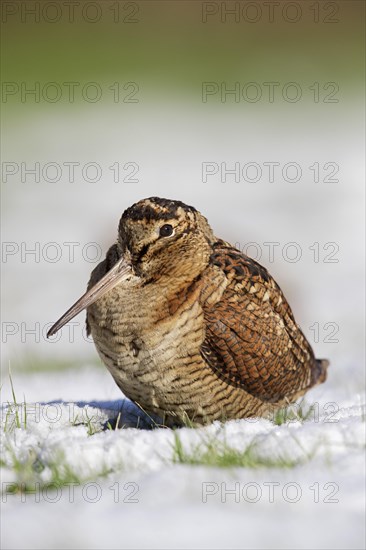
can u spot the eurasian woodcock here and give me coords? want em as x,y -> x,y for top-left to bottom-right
47,197 -> 329,426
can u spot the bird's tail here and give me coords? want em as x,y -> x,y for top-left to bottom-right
311,358 -> 330,386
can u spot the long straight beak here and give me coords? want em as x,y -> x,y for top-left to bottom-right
47,257 -> 132,338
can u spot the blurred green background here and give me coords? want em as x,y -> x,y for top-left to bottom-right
1,1 -> 364,97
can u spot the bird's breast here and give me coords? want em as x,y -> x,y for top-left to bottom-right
86,281 -> 205,403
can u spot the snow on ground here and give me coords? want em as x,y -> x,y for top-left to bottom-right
1,365 -> 365,550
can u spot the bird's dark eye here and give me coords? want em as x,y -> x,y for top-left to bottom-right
159,224 -> 174,238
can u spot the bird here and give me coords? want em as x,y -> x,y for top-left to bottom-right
47,197 -> 329,427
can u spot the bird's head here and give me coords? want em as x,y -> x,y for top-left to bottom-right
47,197 -> 214,337
117,197 -> 214,279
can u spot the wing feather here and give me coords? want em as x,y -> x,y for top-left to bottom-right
201,240 -> 317,402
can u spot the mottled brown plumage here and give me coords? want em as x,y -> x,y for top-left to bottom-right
48,197 -> 328,426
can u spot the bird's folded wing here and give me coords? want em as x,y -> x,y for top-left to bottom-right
200,241 -> 316,402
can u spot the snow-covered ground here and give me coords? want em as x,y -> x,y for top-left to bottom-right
1,363 -> 365,550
